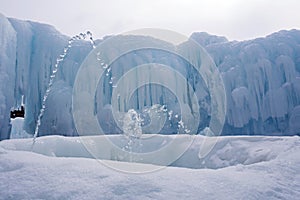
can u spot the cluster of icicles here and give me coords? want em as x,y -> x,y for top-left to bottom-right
32,31 -> 192,149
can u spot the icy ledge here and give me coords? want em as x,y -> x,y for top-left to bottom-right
1,134 -> 299,169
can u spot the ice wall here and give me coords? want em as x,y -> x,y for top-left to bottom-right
0,14 -> 16,140
193,30 -> 300,135
0,15 -> 93,139
0,14 -> 300,139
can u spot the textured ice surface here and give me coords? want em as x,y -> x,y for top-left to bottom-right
0,14 -> 300,139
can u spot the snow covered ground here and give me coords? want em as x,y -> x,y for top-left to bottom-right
0,134 -> 299,199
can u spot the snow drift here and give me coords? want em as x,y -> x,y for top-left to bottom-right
1,134 -> 298,170
0,135 -> 299,199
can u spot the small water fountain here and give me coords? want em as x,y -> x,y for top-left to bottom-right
118,105 -> 191,162
31,29 -> 195,161
122,109 -> 143,162
32,31 -> 96,146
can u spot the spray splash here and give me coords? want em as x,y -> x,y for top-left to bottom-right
122,109 -> 143,162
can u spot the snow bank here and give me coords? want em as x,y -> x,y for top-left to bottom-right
1,134 -> 299,170
0,135 -> 299,199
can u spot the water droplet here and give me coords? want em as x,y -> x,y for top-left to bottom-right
178,120 -> 184,128
79,33 -> 85,39
103,64 -> 108,69
96,52 -> 101,61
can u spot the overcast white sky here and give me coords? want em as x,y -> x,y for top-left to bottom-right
1,0 -> 300,41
